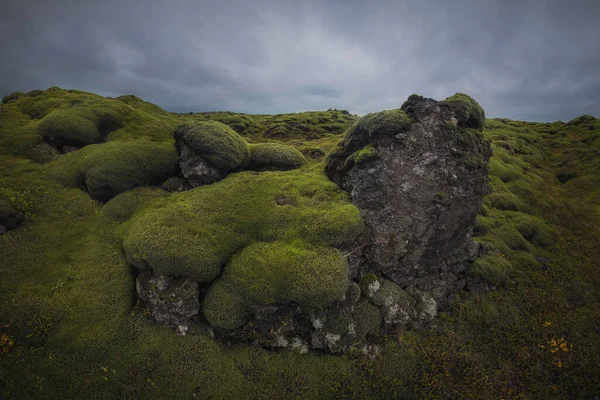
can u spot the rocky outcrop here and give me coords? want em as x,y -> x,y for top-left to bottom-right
132,93 -> 491,354
326,93 -> 492,304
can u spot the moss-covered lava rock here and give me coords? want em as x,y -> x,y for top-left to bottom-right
173,121 -> 250,187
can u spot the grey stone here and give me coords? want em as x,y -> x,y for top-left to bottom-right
136,271 -> 200,334
176,144 -> 227,187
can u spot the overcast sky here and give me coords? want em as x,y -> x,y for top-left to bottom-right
1,0 -> 599,121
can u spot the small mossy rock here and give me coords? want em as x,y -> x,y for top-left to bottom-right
326,94 -> 492,303
136,271 -> 200,335
371,279 -> 416,325
174,121 -> 250,187
80,140 -> 178,201
469,253 -> 512,286
443,93 -> 486,131
102,187 -> 169,222
202,279 -> 251,330
29,142 -> 58,164
38,108 -> 101,149
161,176 -> 191,192
405,286 -> 438,328
248,143 -> 307,171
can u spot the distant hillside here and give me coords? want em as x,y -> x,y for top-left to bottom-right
0,87 -> 598,399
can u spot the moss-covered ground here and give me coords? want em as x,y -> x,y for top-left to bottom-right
1,88 -> 599,398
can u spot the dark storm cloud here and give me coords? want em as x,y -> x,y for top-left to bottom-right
1,0 -> 599,120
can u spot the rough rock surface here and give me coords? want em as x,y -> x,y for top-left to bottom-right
136,270 -> 436,353
136,271 -> 200,335
326,94 -> 492,304
176,143 -> 228,187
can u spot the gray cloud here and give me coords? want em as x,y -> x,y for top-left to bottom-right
1,0 -> 599,121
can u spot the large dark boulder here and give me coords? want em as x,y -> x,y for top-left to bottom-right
326,93 -> 492,303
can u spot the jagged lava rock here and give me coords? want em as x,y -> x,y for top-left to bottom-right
326,93 -> 492,302
136,271 -> 200,335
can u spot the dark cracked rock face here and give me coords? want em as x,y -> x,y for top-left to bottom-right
326,94 -> 492,304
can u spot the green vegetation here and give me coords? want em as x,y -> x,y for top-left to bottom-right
1,91 -> 24,104
248,142 -> 307,170
1,87 -> 599,399
344,144 -> 378,169
444,93 -> 486,130
38,108 -> 102,148
325,108 -> 412,180
186,109 -> 357,140
102,187 -> 169,222
205,241 -> 348,329
121,169 -> 362,281
49,140 -> 177,201
174,121 -> 250,170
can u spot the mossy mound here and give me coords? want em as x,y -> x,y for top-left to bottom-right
248,143 -> 307,170
102,187 -> 169,222
173,121 -> 250,170
444,93 -> 486,130
52,140 -> 177,201
1,91 -> 24,104
121,170 -> 362,282
38,108 -> 102,148
469,253 -> 513,285
81,141 -> 177,201
204,241 -> 348,330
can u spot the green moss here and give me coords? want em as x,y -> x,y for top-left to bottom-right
487,192 -> 522,211
38,108 -> 101,147
204,241 -> 348,329
1,91 -> 24,104
79,140 -> 178,201
351,299 -> 383,339
344,145 -> 378,169
121,170 -> 362,281
102,187 -> 169,222
29,142 -> 58,164
202,279 -> 251,330
173,121 -> 250,170
248,143 -> 307,170
444,93 -> 485,130
469,253 -> 513,285
353,109 -> 412,138
514,215 -> 554,248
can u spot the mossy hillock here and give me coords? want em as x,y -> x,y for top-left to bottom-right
248,142 -> 307,171
1,87 -> 599,398
121,169 -> 362,282
173,121 -> 250,171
